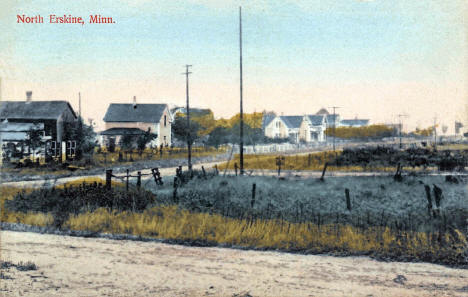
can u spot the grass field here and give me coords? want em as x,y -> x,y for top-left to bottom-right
1,174 -> 467,266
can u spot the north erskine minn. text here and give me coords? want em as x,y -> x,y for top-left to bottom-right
17,14 -> 115,25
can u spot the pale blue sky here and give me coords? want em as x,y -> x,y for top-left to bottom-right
0,0 -> 466,131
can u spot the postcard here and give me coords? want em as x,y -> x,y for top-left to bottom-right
0,1 -> 467,296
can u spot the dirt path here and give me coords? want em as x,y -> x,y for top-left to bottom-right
1,231 -> 467,297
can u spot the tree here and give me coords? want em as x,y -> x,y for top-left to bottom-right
207,126 -> 230,148
172,114 -> 201,146
63,117 -> 97,160
25,124 -> 44,162
229,123 -> 264,145
137,129 -> 157,155
119,134 -> 136,151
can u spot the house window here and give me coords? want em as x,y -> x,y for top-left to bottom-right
164,115 -> 167,127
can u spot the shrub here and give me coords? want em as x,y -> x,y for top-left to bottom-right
5,183 -> 156,227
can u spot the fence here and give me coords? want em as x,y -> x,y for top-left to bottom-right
104,164 -> 221,191
94,146 -> 227,165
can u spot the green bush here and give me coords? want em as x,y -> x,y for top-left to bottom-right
6,183 -> 156,227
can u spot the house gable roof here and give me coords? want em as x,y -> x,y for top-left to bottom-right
103,103 -> 168,123
262,114 -> 277,129
307,115 -> 326,126
326,114 -> 339,125
280,116 -> 303,129
0,101 -> 77,120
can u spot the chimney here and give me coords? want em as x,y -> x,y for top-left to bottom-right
26,91 -> 32,102
133,96 -> 137,109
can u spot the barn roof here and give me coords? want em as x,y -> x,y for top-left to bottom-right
0,101 -> 76,120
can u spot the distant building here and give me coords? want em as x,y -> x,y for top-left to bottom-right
262,113 -> 327,143
300,115 -> 327,142
0,94 -> 77,144
101,102 -> 172,147
263,115 -> 290,140
340,119 -> 370,127
0,92 -> 78,163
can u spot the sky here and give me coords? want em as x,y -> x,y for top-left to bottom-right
0,0 -> 466,133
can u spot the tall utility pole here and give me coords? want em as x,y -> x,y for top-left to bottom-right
328,106 -> 340,152
239,6 -> 244,175
78,92 -> 82,119
183,65 -> 193,172
396,114 -> 408,149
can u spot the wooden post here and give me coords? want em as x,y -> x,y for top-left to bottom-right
105,169 -> 112,191
126,169 -> 129,192
394,162 -> 402,182
152,168 -> 163,185
234,162 -> 238,176
201,166 -> 207,179
173,176 -> 178,203
251,183 -> 256,208
424,185 -> 432,217
433,184 -> 443,217
320,162 -> 328,181
137,171 -> 141,189
345,188 -> 351,211
214,164 -> 219,176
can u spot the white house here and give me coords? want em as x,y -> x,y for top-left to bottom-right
300,115 -> 327,142
263,113 -> 327,143
101,102 -> 172,148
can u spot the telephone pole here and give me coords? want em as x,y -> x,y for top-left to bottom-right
183,65 -> 193,172
396,114 -> 408,149
328,106 -> 340,152
78,92 -> 82,119
239,6 -> 244,175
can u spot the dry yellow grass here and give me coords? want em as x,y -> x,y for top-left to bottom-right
218,151 -> 433,172
93,146 -> 227,166
64,206 -> 466,262
2,179 -> 465,264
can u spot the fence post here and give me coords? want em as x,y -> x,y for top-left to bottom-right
394,162 -> 402,182
345,188 -> 351,211
251,183 -> 256,208
173,176 -> 178,203
137,171 -> 141,189
201,166 -> 207,179
152,168 -> 163,185
234,163 -> 238,176
424,185 -> 432,218
105,169 -> 112,191
214,164 -> 219,176
126,169 -> 129,192
320,162 -> 328,181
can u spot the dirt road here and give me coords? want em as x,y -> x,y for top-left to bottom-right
1,231 -> 467,297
